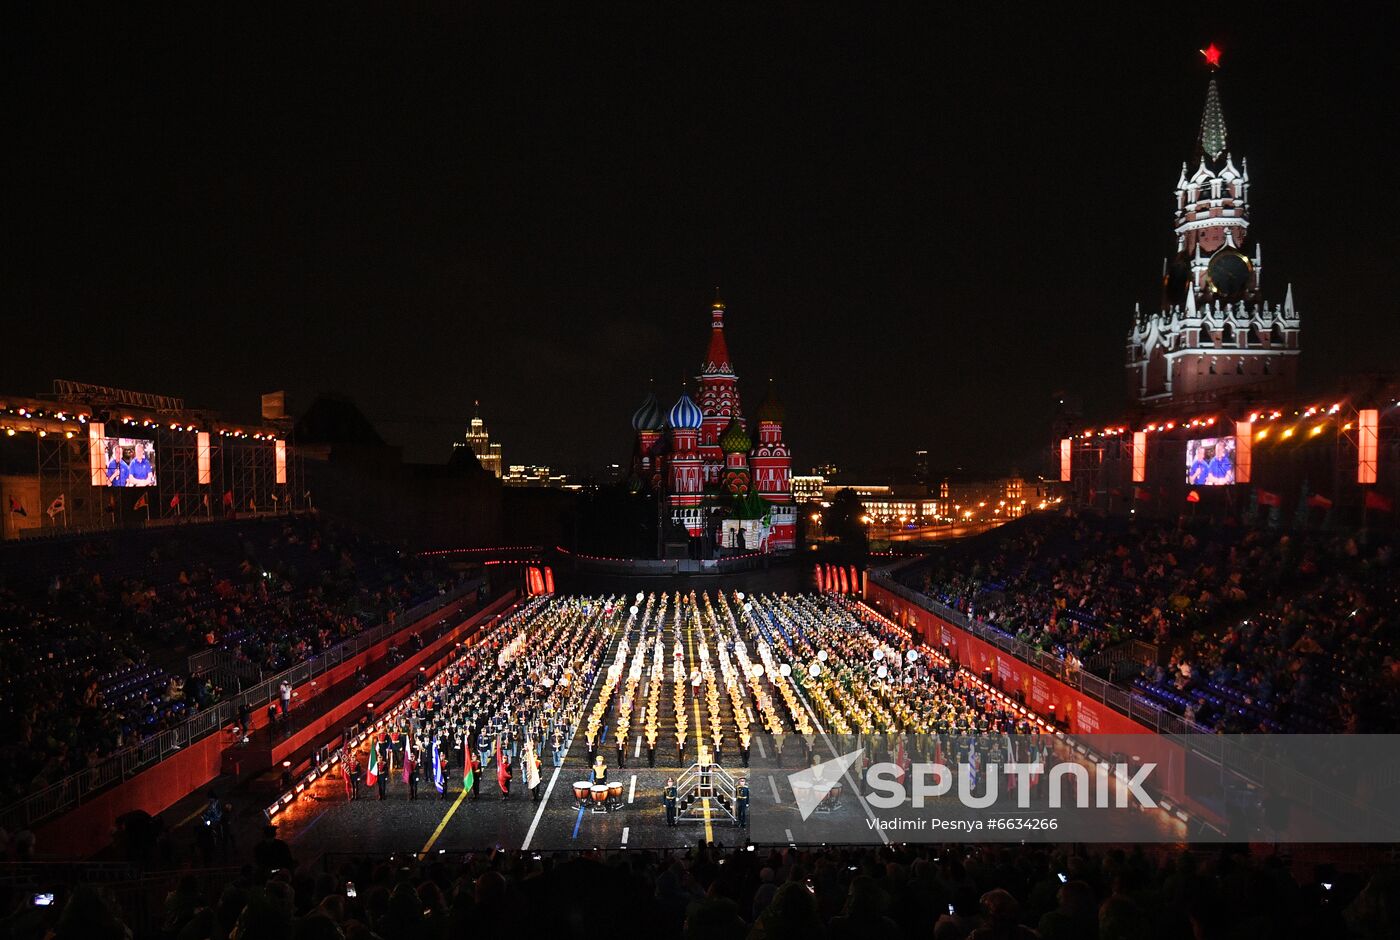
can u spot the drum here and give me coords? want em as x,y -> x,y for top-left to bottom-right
828,783 -> 843,803
607,780 -> 624,801
590,784 -> 609,804
573,781 -> 591,803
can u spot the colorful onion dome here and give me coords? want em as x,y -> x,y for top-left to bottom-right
719,417 -> 752,454
756,380 -> 785,423
631,391 -> 665,432
667,391 -> 703,430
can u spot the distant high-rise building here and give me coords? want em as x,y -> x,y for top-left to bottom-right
458,401 -> 503,477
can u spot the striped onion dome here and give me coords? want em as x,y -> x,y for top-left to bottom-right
667,391 -> 704,430
631,391 -> 665,432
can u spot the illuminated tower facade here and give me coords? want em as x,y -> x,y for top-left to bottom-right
626,297 -> 796,550
460,401 -> 503,477
666,390 -> 705,535
695,298 -> 742,486
1126,48 -> 1300,406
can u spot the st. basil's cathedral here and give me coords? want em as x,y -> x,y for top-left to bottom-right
627,298 -> 796,553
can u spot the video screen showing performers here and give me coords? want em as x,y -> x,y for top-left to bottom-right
1185,436 -> 1235,486
96,437 -> 158,487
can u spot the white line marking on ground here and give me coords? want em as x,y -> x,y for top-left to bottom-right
521,761 -> 563,850
621,826 -> 629,846
768,775 -> 781,803
628,774 -> 637,804
785,828 -> 794,842
753,736 -> 766,759
634,734 -> 642,758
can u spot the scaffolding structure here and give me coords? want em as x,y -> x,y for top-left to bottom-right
3,382 -> 306,538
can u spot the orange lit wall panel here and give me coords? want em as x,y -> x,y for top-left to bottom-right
275,440 -> 287,484
88,422 -> 106,486
197,432 -> 212,485
1131,431 -> 1147,483
1234,421 -> 1252,484
1359,409 -> 1379,484
1060,438 -> 1072,482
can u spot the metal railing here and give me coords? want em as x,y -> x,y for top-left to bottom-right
0,579 -> 484,835
867,572 -> 1211,737
867,570 -> 1400,835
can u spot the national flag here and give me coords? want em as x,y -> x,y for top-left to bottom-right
169,494 -> 180,511
1365,491 -> 1395,513
1307,493 -> 1333,510
495,735 -> 510,793
364,741 -> 380,787
431,738 -> 444,793
8,496 -> 26,517
1133,486 -> 1152,502
463,738 -> 475,792
201,493 -> 209,509
523,735 -> 541,791
402,741 -> 414,784
133,494 -> 148,511
222,490 -> 234,508
1185,490 -> 1201,503
47,494 -> 66,518
248,497 -> 257,511
1256,489 -> 1281,508
271,492 -> 279,503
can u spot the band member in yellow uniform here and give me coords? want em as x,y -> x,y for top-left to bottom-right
592,753 -> 607,784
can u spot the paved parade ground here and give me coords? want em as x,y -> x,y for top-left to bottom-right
254,588 -> 1187,863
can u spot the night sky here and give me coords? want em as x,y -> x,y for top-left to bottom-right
10,5 -> 1399,479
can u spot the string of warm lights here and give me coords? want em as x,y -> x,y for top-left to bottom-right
1071,400 -> 1359,440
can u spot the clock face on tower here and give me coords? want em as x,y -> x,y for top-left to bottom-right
1205,250 -> 1252,300
1198,226 -> 1226,254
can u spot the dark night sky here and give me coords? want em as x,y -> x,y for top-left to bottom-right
9,4 -> 1399,478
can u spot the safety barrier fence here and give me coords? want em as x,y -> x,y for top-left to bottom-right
0,579 -> 484,834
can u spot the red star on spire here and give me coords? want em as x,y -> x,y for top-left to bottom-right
1200,43 -> 1222,69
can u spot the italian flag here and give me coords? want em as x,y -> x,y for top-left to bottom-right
364,742 -> 379,787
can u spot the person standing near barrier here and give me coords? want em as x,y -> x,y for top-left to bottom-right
278,679 -> 292,719
346,750 -> 360,800
736,777 -> 749,826
469,752 -> 482,800
405,745 -> 418,801
376,735 -> 390,800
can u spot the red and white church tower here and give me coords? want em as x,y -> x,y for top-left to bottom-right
627,297 -> 795,551
1126,46 -> 1301,406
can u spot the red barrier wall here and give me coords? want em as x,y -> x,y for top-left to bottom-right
867,584 -> 1153,736
38,591 -> 516,858
261,591 -> 518,766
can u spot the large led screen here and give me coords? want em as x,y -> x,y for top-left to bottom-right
1185,436 -> 1235,486
97,438 -> 157,487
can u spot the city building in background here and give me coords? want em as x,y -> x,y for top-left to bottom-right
791,474 -> 825,504
1126,61 -> 1300,407
457,401 -> 503,478
502,464 -> 572,488
627,297 -> 795,552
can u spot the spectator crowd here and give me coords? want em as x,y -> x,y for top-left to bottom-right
6,838 -> 1398,940
901,511 -> 1398,732
0,516 -> 465,808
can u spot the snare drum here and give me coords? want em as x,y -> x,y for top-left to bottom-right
590,784 -> 609,803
